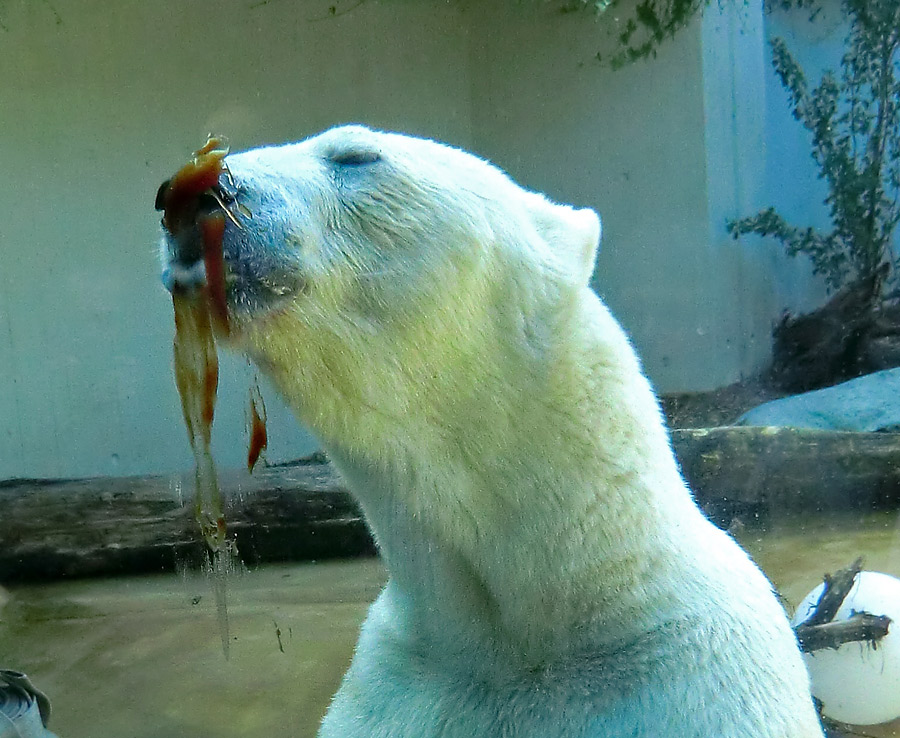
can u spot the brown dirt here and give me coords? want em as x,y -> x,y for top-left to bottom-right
660,376 -> 790,429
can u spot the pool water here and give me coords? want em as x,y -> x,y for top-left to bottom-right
2,512 -> 899,738
0,559 -> 386,738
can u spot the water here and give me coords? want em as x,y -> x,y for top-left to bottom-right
0,559 -> 385,738
1,514 -> 899,738
737,511 -> 900,611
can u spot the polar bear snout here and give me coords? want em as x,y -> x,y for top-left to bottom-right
158,188 -> 225,293
157,163 -> 309,327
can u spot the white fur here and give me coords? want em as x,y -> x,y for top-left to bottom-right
221,126 -> 823,737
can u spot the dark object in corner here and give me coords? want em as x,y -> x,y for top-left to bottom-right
0,669 -> 57,737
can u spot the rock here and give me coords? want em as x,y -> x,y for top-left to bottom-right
737,368 -> 900,431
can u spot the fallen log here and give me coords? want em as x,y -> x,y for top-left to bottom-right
672,427 -> 900,525
769,267 -> 886,392
3,428 -> 900,582
0,457 -> 374,583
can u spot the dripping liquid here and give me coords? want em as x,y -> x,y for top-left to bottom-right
165,137 -> 238,658
172,290 -> 238,658
247,376 -> 268,473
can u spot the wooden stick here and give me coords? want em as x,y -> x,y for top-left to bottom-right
792,559 -> 893,653
796,613 -> 892,653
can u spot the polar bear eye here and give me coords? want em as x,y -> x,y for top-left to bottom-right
328,148 -> 381,166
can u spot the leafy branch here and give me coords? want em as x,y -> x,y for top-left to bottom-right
555,0 -> 709,67
729,0 -> 900,296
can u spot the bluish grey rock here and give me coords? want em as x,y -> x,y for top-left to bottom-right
737,368 -> 900,432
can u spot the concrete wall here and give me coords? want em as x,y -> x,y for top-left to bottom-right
465,3 -> 718,388
0,0 -> 832,479
699,0 -> 773,382
0,0 -> 473,478
464,1 -> 788,391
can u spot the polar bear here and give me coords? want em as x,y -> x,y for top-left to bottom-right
158,125 -> 824,738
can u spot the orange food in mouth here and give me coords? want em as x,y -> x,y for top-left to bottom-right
159,136 -> 266,558
160,136 -> 229,235
172,288 -> 225,551
199,212 -> 230,337
159,136 -> 232,337
160,137 -> 231,553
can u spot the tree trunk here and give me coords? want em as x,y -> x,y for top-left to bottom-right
770,268 -> 886,392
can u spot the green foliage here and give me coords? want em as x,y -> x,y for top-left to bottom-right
762,0 -> 822,15
610,0 -> 708,67
556,0 -> 709,67
572,0 -> 819,69
729,0 -> 900,294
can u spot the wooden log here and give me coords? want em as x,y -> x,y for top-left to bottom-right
4,427 -> 900,582
672,427 -> 900,525
0,457 -> 374,583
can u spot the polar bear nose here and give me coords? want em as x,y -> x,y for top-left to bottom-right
154,179 -> 170,211
156,137 -> 238,297
157,178 -> 231,293
156,180 -> 220,218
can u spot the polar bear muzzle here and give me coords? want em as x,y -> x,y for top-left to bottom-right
157,139 -> 308,326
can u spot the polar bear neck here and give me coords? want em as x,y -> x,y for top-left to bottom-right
245,287 -> 705,667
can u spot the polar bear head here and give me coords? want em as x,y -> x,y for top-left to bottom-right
157,126 -> 695,666
159,125 -> 602,449
161,126 -> 599,325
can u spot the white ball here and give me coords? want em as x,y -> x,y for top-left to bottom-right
791,571 -> 900,726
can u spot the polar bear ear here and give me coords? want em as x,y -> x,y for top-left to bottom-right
526,195 -> 601,286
